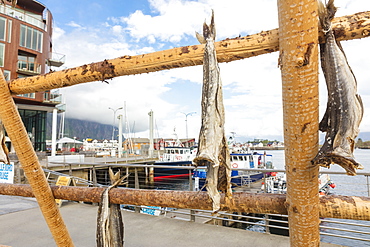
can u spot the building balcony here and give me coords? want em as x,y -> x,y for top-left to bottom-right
43,92 -> 62,104
0,4 -> 45,30
46,52 -> 66,67
17,60 -> 41,75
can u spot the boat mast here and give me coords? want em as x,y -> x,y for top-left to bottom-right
148,110 -> 154,158
124,101 -> 134,154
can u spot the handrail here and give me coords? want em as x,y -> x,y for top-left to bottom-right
46,161 -> 370,176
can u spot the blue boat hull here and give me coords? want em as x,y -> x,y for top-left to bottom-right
154,161 -> 192,181
193,170 -> 265,190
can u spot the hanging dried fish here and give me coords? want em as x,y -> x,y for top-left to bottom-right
96,169 -> 128,247
0,120 -> 9,165
312,0 -> 364,175
194,10 -> 232,212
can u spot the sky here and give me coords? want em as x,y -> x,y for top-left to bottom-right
38,0 -> 370,142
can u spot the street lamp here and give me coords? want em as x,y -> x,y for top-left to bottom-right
181,112 -> 196,140
109,107 -> 123,141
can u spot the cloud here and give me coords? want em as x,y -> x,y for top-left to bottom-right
66,21 -> 84,29
52,0 -> 370,142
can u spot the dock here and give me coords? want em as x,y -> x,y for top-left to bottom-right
0,195 -> 342,247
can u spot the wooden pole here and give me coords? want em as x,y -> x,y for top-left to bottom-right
1,183 -> 370,221
7,11 -> 370,95
0,71 -> 74,246
277,0 -> 320,246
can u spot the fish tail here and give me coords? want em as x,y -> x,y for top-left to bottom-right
196,10 -> 216,44
317,0 -> 337,32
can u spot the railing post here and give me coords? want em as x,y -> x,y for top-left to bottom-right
277,0 -> 320,245
367,175 -> 370,197
265,214 -> 270,234
189,169 -> 195,222
126,167 -> 129,187
92,165 -> 97,187
134,167 -> 140,213
69,164 -> 72,176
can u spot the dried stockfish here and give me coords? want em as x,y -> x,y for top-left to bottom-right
97,169 -> 128,247
194,11 -> 232,212
312,0 -> 364,175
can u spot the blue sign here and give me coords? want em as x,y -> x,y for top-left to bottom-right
140,206 -> 162,216
0,162 -> 14,184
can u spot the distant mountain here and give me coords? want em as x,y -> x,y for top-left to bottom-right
46,114 -> 113,140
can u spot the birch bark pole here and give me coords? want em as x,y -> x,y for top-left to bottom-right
0,71 -> 74,247
277,0 -> 320,246
1,184 -> 370,221
7,11 -> 370,95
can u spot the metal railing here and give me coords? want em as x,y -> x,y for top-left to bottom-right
17,59 -> 41,75
43,92 -> 62,104
47,52 -> 66,67
41,161 -> 370,245
0,4 -> 45,29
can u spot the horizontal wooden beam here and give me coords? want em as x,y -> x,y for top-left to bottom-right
1,183 -> 369,221
8,11 -> 370,95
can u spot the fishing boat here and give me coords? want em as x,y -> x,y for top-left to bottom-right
261,172 -> 335,194
153,146 -> 197,181
193,151 -> 274,190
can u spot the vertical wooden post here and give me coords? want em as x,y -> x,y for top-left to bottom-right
0,71 -> 74,246
277,0 -> 320,246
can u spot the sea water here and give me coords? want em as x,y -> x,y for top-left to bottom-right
156,149 -> 370,246
250,149 -> 370,246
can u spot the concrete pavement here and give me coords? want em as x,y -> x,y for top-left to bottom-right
0,195 -> 343,247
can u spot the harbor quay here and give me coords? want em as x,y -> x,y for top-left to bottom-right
0,195 -> 342,247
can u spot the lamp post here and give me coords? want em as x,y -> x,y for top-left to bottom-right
109,107 -> 123,141
181,112 -> 196,140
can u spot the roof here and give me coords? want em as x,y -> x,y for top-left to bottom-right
56,137 -> 83,144
124,138 -> 150,143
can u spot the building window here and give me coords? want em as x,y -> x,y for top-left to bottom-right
20,25 -> 43,52
3,70 -> 10,80
0,43 -> 4,67
18,93 -> 35,98
0,17 -> 6,41
18,109 -> 47,151
17,53 -> 40,74
0,17 -> 12,43
7,19 -> 11,43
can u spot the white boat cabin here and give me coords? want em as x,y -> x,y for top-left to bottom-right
230,152 -> 273,169
160,147 -> 197,162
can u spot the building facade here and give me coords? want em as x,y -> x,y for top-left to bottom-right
1,0 -> 64,151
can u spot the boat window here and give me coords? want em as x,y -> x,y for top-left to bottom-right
175,150 -> 179,154
171,150 -> 174,154
180,150 -> 183,154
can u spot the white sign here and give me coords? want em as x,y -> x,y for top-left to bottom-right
0,162 -> 14,184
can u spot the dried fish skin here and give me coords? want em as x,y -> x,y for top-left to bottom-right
194,11 -> 232,212
0,120 -> 9,165
312,0 -> 364,176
